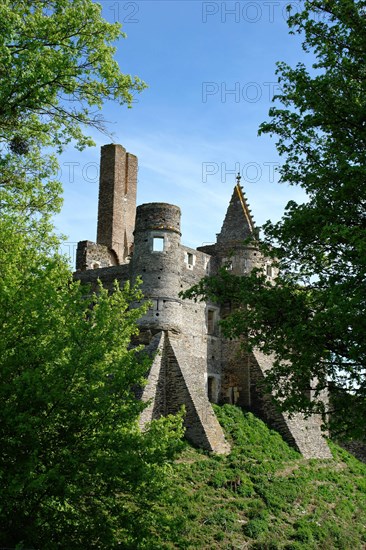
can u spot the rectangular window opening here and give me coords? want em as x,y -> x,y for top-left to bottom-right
208,376 -> 218,403
185,251 -> 195,268
207,309 -> 215,335
222,257 -> 233,271
153,237 -> 164,252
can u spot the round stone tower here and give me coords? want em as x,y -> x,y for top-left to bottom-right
131,203 -> 183,332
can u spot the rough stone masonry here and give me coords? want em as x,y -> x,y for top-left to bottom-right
74,143 -> 331,458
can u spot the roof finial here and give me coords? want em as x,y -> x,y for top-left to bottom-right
236,172 -> 241,186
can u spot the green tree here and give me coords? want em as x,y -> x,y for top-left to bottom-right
0,0 -> 144,144
0,0 -> 146,233
184,0 -> 366,439
0,220 -> 184,548
0,1 -> 185,547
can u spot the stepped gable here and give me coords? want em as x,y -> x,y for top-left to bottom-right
217,175 -> 255,244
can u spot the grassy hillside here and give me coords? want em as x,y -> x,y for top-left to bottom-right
148,405 -> 366,549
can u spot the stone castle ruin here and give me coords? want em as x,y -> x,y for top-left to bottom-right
75,144 -> 331,458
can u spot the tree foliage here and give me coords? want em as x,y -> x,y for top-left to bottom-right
0,2 -> 185,547
185,0 -> 366,439
0,221 -> 184,547
0,0 -> 145,146
0,0 -> 146,233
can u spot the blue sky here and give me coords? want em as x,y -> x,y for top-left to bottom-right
55,0 -> 312,264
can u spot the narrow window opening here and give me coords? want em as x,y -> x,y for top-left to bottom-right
153,236 -> 164,252
185,251 -> 195,268
207,309 -> 215,335
222,258 -> 233,271
207,376 -> 217,403
266,264 -> 273,277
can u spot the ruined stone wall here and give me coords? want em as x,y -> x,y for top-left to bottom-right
75,240 -> 118,271
220,339 -> 251,408
74,263 -> 130,293
199,235 -> 328,457
96,144 -> 137,262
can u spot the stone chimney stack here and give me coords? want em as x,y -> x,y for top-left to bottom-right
96,144 -> 137,263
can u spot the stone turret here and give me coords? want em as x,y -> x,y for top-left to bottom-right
217,178 -> 255,244
198,177 -> 265,278
131,203 -> 183,332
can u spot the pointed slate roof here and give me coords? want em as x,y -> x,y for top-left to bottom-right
217,178 -> 256,244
